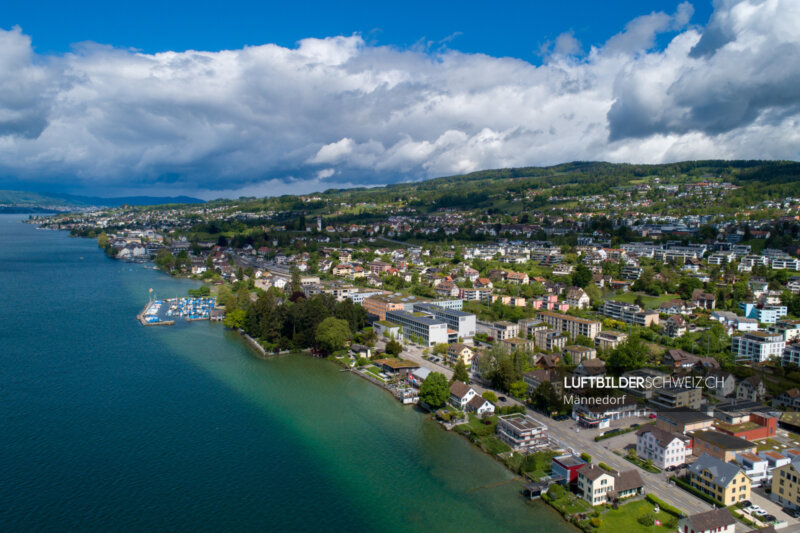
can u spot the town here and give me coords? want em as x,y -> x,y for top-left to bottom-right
32,160 -> 800,533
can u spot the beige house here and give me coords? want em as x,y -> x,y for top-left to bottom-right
446,343 -> 475,366
577,464 -> 644,506
688,453 -> 751,505
771,457 -> 800,510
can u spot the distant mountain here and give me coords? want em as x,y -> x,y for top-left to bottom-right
0,190 -> 204,212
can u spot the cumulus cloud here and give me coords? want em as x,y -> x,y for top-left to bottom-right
0,0 -> 798,198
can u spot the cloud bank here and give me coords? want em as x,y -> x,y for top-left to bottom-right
0,0 -> 799,198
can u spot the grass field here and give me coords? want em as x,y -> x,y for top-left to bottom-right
606,291 -> 680,309
594,499 -> 677,533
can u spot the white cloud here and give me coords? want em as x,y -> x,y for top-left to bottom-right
0,0 -> 798,198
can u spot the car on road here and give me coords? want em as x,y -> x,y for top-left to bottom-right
498,396 -> 507,402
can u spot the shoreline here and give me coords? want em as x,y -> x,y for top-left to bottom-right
67,226 -> 573,529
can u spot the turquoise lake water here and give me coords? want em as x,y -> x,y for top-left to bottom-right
0,215 -> 572,532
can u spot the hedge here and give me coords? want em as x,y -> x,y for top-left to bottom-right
580,453 -> 592,463
670,476 -> 723,507
598,462 -> 613,472
645,494 -> 685,517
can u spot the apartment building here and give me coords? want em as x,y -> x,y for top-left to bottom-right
538,311 -> 602,339
771,457 -> 800,510
495,414 -> 548,453
594,331 -> 628,351
635,426 -> 687,469
691,431 -> 757,462
599,301 -> 659,327
731,331 -> 786,363
688,453 -> 751,505
477,320 -> 519,341
649,386 -> 702,410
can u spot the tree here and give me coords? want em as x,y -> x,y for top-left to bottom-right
482,391 -> 498,403
571,264 -> 592,288
290,268 -> 302,295
452,359 -> 469,384
419,372 -> 449,408
606,335 -> 649,374
223,308 -> 246,329
385,338 -> 403,356
509,380 -> 528,399
315,316 -> 351,353
154,249 -> 175,271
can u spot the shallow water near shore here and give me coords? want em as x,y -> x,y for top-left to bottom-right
0,214 -> 572,532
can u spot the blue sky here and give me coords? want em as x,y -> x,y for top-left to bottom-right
3,1 -> 712,59
1,0 -> 798,200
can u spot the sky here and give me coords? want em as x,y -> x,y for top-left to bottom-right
1,0 -> 799,200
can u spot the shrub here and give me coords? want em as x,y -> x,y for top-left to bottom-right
580,453 -> 592,463
598,462 -> 612,471
637,514 -> 654,527
590,517 -> 601,528
547,483 -> 565,500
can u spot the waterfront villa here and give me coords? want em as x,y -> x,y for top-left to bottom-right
576,464 -> 644,506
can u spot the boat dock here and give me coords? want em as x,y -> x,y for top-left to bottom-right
137,296 -> 216,326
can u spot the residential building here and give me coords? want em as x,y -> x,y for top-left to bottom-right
599,301 -> 659,327
476,320 -> 519,341
594,331 -> 627,351
736,376 -> 766,402
662,348 -> 701,370
635,426 -> 687,469
731,331 -> 785,363
496,414 -> 548,453
573,359 -> 606,377
538,311 -> 602,339
565,287 -> 590,309
734,452 -> 769,487
692,289 -> 717,310
577,465 -> 644,506
649,386 -> 702,410
664,315 -> 688,338
466,395 -> 495,415
771,457 -> 800,510
687,453 -> 751,505
783,343 -> 800,366
739,303 -> 788,324
499,337 -> 535,354
677,509 -> 735,533
573,397 -> 650,429
446,343 -> 475,366
533,329 -> 567,352
563,345 -> 596,363
448,381 -> 477,410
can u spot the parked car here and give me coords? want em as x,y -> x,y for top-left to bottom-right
665,465 -> 676,472
764,514 -> 776,522
754,509 -> 768,517
648,413 -> 657,419
498,396 -> 507,402
740,500 -> 751,508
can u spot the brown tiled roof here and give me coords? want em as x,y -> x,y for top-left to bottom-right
684,509 -> 735,532
449,380 -> 473,399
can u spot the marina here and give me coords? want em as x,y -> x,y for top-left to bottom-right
138,294 -> 216,326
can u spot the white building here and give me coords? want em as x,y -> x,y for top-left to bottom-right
635,426 -> 687,469
731,331 -> 786,363
734,451 -> 769,487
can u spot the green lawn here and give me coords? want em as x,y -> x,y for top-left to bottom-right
548,492 -> 592,515
594,499 -> 677,533
606,292 -> 680,310
624,455 -> 661,473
